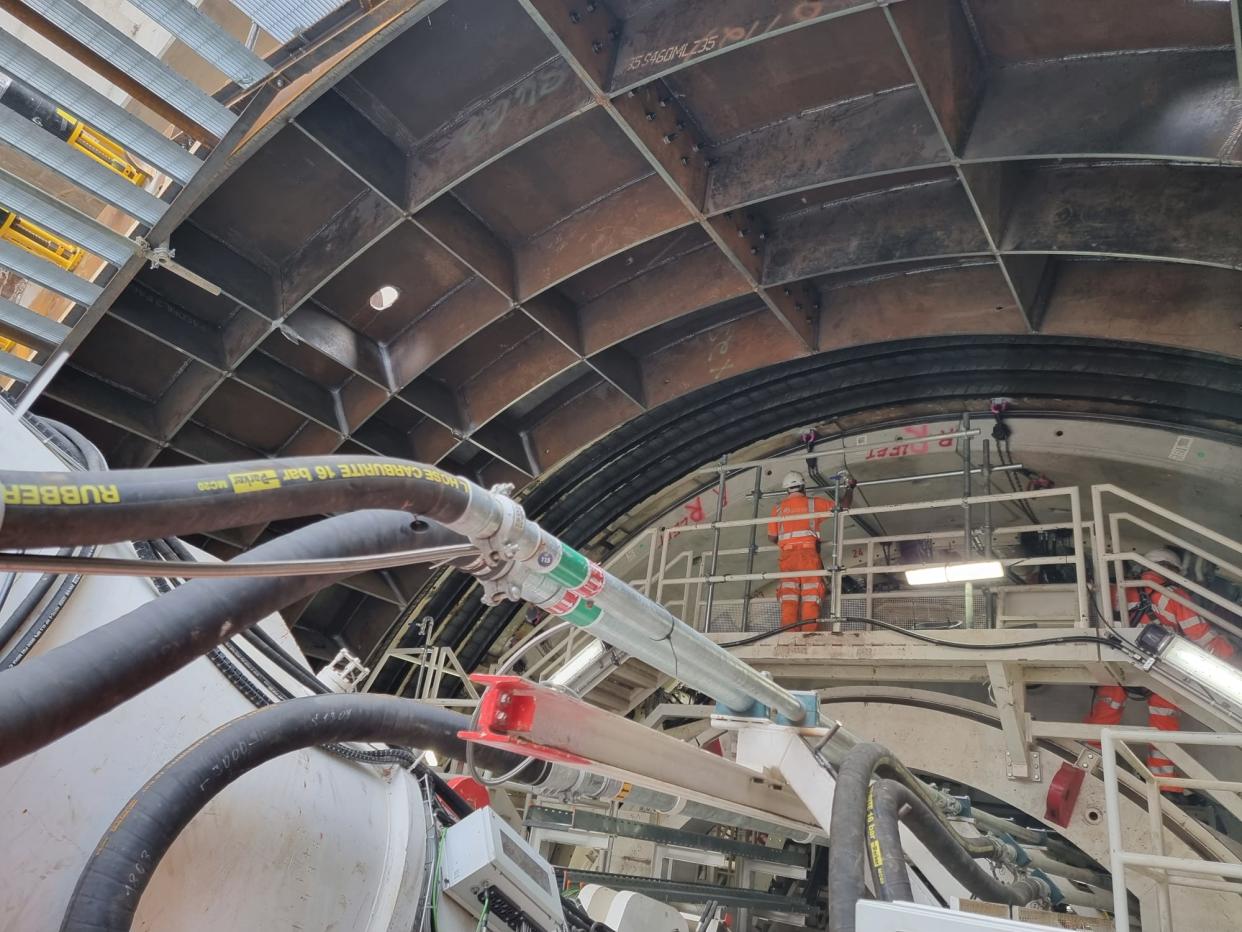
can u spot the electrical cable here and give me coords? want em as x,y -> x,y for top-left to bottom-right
242,623 -> 333,695
144,538 -> 418,769
495,620 -> 572,677
0,542 -> 480,578
0,417 -> 103,663
0,509 -> 463,767
0,545 -> 95,667
0,564 -> 18,617
0,551 -> 68,650
720,616 -> 1121,652
60,695 -> 533,932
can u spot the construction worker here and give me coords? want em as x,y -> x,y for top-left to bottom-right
767,472 -> 850,630
1085,548 -> 1236,788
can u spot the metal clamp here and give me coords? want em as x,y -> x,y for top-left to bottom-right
1006,749 -> 1042,783
136,237 -> 222,295
1074,746 -> 1101,773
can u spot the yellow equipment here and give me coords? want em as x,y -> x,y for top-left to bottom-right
57,108 -> 149,186
0,208 -> 85,272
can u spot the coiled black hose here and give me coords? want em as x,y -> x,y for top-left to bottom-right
0,510 -> 455,766
60,695 -> 532,932
868,779 -> 1047,906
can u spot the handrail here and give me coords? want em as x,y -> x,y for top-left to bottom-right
1096,484 -> 1242,557
1113,512 -> 1242,581
1112,552 -> 1242,637
1101,728 -> 1242,931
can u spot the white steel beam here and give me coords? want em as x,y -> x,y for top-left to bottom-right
987,662 -> 1033,781
733,723 -> 964,907
462,676 -> 824,837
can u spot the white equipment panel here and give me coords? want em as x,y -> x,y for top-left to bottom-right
856,901 -> 1080,931
441,807 -> 566,932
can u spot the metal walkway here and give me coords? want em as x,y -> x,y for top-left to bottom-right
0,0 -> 271,392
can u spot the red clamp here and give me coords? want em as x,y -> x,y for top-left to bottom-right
1044,761 -> 1086,828
457,674 -> 592,766
446,775 -> 491,811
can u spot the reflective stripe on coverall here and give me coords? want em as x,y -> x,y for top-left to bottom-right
1086,570 -> 1235,786
768,492 -> 833,630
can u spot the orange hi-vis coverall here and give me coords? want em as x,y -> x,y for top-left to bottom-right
768,491 -> 834,630
1086,569 -> 1236,784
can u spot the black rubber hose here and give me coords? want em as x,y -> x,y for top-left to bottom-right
145,539 -> 420,770
870,779 -> 1046,906
60,695 -> 531,932
866,782 -> 915,903
242,623 -> 330,695
0,510 -> 453,766
0,455 -> 472,548
827,743 -> 994,932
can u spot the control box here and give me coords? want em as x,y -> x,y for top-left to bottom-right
440,807 -> 565,932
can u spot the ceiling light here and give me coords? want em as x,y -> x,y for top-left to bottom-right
548,640 -> 606,686
369,285 -> 400,311
422,750 -> 439,768
905,561 -> 1004,586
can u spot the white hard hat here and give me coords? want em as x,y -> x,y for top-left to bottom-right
1144,548 -> 1180,571
782,471 -> 806,491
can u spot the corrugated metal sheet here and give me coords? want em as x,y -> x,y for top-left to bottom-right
231,0 -> 349,43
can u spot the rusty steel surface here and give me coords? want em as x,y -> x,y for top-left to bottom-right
26,0 -> 1242,659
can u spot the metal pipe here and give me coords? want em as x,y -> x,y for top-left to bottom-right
695,429 -> 983,472
1102,731 -> 1131,929
983,440 -> 994,627
741,466 -> 762,630
1121,851 -> 1242,881
1147,774 -> 1175,930
702,456 -> 728,630
750,463 -> 1025,498
829,472 -> 843,621
0,454 -> 808,723
962,416 -> 973,628
0,543 -> 478,577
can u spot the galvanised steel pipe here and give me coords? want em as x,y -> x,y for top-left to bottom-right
0,455 -> 806,722
447,482 -> 808,722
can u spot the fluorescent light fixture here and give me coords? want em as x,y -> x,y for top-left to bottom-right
1138,625 -> 1242,705
547,640 -> 605,686
905,561 -> 1004,586
423,750 -> 439,768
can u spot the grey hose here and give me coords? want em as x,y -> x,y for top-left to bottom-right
0,510 -> 461,766
870,779 -> 1048,907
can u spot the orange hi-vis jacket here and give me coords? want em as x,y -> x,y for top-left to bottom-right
768,492 -> 834,550
1125,569 -> 1235,660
